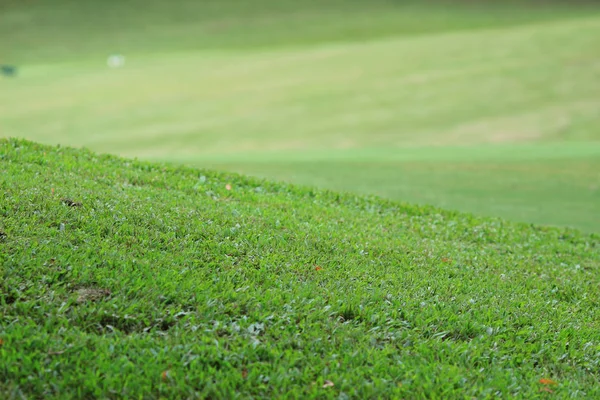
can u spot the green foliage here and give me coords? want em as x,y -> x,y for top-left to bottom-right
1,139 -> 599,398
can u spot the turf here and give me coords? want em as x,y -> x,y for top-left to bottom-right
200,144 -> 600,233
2,0 -> 597,64
1,1 -> 600,232
1,139 -> 600,398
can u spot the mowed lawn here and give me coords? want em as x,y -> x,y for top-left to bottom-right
1,0 -> 600,232
200,144 -> 600,233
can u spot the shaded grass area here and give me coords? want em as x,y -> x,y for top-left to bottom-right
2,0 -> 598,63
1,139 -> 600,398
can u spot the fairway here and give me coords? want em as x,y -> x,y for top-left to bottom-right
1,0 -> 600,232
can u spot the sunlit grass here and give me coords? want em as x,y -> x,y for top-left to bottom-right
1,139 -> 599,398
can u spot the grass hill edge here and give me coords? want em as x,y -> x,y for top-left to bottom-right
1,138 -> 599,399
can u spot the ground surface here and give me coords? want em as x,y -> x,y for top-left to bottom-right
1,139 -> 599,398
1,0 -> 599,232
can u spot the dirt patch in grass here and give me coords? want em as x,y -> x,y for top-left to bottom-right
74,287 -> 111,304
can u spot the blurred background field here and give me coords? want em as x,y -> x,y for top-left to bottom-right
1,0 -> 599,232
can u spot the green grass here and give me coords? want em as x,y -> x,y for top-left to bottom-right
199,144 -> 600,233
1,139 -> 600,399
2,3 -> 600,397
1,0 -> 600,232
2,0 -> 597,63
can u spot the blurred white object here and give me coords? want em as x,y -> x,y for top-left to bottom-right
107,54 -> 125,68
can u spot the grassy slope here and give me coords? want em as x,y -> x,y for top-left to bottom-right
1,0 -> 600,233
202,146 -> 600,233
1,139 -> 600,398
